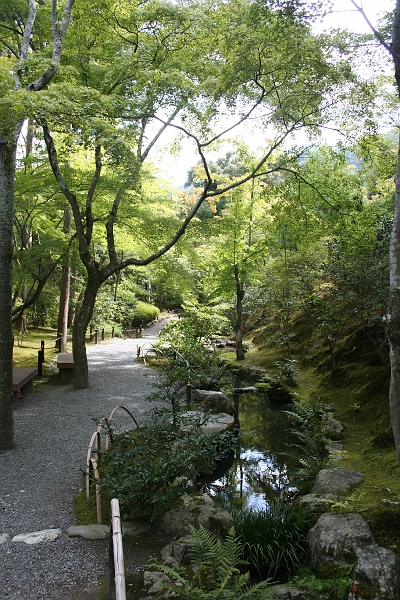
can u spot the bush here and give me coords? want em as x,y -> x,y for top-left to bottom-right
131,301 -> 160,325
98,409 -> 237,520
234,501 -> 309,582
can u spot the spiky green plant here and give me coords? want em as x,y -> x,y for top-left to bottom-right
233,501 -> 309,581
148,525 -> 271,600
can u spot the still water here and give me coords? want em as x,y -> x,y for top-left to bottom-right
203,392 -> 298,510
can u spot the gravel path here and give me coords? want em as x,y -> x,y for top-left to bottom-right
0,320 -> 169,599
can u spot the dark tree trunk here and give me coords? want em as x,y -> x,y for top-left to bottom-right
234,264 -> 245,361
72,271 -> 100,388
0,139 -> 16,450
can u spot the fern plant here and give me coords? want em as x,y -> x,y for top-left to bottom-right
284,399 -> 329,493
148,525 -> 271,600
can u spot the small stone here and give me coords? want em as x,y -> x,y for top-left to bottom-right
0,533 -> 11,544
65,524 -> 109,540
12,528 -> 63,544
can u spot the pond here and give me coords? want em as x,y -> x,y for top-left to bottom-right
202,392 -> 298,511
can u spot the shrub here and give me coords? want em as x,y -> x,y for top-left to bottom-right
98,409 -> 237,520
233,501 -> 309,582
131,301 -> 160,325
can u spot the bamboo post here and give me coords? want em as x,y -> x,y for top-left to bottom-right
108,498 -> 126,600
91,457 -> 102,524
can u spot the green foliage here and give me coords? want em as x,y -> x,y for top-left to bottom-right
130,301 -> 160,325
149,525 -> 272,600
292,565 -> 353,600
98,409 -> 236,520
284,400 -> 329,494
274,359 -> 300,386
154,311 -> 233,393
233,501 -> 309,581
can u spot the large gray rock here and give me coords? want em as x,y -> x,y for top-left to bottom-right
308,513 -> 375,571
298,494 -> 336,525
192,389 -> 224,403
325,415 -> 345,440
160,493 -> 234,540
160,537 -> 192,569
350,544 -> 400,600
312,468 -> 363,497
180,411 -> 234,434
204,393 -> 234,416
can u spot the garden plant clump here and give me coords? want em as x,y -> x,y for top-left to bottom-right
98,408 -> 237,520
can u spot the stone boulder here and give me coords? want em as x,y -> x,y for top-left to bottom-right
349,544 -> 400,600
180,411 -> 234,434
312,468 -> 363,497
160,493 -> 234,540
65,524 -> 109,540
325,415 -> 345,440
308,513 -> 375,572
160,537 -> 192,569
204,393 -> 234,416
237,365 -> 266,379
192,389 -> 223,403
298,494 -> 336,526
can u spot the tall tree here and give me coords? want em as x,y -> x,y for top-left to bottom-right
36,0 -> 359,388
0,0 -> 75,451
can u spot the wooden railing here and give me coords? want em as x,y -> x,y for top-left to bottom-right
108,498 -> 126,600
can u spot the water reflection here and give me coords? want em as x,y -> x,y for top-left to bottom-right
203,393 -> 297,510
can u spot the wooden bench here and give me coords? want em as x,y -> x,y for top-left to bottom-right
13,367 -> 38,400
57,352 -> 74,381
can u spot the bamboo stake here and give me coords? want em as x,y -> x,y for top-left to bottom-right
90,457 -> 102,524
109,498 -> 126,600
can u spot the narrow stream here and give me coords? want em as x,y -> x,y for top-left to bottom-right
203,392 -> 298,511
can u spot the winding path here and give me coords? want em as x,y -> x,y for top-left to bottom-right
0,319 -> 169,599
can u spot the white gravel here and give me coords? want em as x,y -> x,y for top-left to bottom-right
0,320 -> 167,599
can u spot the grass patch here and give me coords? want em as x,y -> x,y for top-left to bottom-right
12,326 -> 62,375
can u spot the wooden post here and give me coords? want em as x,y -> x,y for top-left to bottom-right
37,350 -> 43,376
108,498 -> 126,600
112,326 -> 115,338
102,328 -> 105,341
94,329 -> 98,344
41,340 -> 45,361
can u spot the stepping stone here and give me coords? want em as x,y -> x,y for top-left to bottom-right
0,534 -> 11,544
12,528 -> 62,544
65,524 -> 110,540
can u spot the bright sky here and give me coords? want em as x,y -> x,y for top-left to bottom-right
321,0 -> 394,33
154,0 -> 396,187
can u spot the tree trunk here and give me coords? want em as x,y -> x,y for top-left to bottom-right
57,263 -> 71,352
57,209 -> 71,352
234,264 -> 245,361
388,1 -> 400,462
72,272 -> 100,388
388,132 -> 400,462
0,139 -> 16,450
